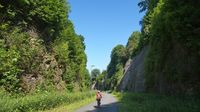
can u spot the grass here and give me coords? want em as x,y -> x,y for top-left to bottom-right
0,90 -> 95,112
113,92 -> 200,112
42,95 -> 95,112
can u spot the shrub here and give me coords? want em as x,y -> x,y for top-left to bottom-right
0,90 -> 94,112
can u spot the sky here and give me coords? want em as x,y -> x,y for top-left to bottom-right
68,0 -> 144,72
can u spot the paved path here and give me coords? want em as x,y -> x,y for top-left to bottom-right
75,93 -> 118,112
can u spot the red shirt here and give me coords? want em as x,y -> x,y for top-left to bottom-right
96,92 -> 102,100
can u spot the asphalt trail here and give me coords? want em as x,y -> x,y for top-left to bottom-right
75,93 -> 118,112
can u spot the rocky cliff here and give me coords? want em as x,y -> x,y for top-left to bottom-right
118,46 -> 149,92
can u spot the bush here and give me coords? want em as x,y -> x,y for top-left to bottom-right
0,90 -> 94,112
115,92 -> 200,112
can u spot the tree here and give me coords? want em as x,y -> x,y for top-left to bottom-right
91,69 -> 100,81
138,0 -> 149,12
107,45 -> 127,78
126,31 -> 141,58
0,0 -> 90,93
104,45 -> 128,90
96,70 -> 107,90
143,0 -> 200,94
138,0 -> 158,12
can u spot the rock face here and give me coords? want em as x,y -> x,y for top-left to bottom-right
20,29 -> 64,92
118,46 -> 149,92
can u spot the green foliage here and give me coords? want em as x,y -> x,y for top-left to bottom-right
114,92 -> 200,112
0,40 -> 21,92
107,45 -> 127,78
104,32 -> 142,90
0,90 -> 95,112
81,69 -> 91,90
104,45 -> 128,90
111,45 -> 127,65
109,64 -> 124,90
138,0 -> 149,12
0,0 -> 90,93
53,39 -> 69,65
29,0 -> 68,23
138,0 -> 159,49
126,31 -> 141,58
96,70 -> 107,82
95,70 -> 107,90
143,0 -> 200,94
138,0 -> 159,12
61,22 -> 88,91
105,0 -> 200,95
91,69 -> 101,81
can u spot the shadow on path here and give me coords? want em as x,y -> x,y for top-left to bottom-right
75,93 -> 118,112
85,102 -> 118,112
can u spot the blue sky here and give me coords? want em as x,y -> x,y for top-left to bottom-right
68,0 -> 144,72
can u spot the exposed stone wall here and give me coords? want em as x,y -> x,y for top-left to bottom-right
20,30 -> 64,92
118,46 -> 149,92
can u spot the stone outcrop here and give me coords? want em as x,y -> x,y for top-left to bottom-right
118,46 -> 149,92
20,29 -> 64,92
